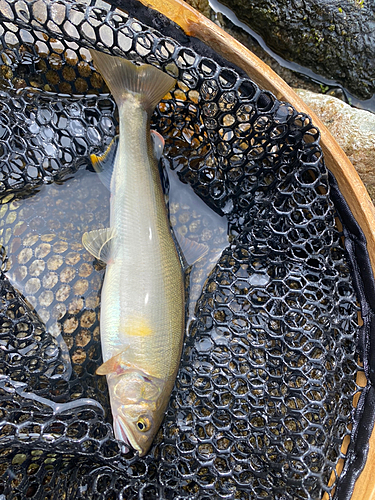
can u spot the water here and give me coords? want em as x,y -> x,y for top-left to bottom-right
0,169 -> 109,383
166,165 -> 228,319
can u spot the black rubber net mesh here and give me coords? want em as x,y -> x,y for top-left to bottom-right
0,0 -> 372,499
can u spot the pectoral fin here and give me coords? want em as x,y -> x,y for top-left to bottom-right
96,349 -> 129,375
90,136 -> 119,190
82,228 -> 116,263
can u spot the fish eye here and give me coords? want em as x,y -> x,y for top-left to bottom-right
136,417 -> 150,432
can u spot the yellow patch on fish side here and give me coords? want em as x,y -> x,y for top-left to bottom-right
121,317 -> 153,337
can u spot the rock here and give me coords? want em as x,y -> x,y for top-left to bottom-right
217,0 -> 375,100
295,88 -> 375,201
184,0 -> 211,18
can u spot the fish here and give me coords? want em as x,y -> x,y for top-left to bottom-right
82,49 -> 185,456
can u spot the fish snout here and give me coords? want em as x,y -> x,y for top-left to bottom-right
113,415 -> 131,447
113,414 -> 145,456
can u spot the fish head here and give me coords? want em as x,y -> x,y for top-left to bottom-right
114,405 -> 162,456
108,370 -> 166,456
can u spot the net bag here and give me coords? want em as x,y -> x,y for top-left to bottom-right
0,1 -> 373,499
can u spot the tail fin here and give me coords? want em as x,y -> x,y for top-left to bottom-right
90,49 -> 175,113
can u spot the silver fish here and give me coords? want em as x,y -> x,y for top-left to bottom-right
82,50 -> 184,456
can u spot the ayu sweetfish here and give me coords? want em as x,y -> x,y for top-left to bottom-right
82,49 -> 184,456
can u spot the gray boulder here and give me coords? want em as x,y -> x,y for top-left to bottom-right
218,0 -> 375,100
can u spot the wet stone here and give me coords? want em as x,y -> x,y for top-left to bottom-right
78,262 -> 93,278
68,297 -> 84,315
29,259 -> 45,276
42,272 -> 58,289
35,243 -> 51,259
55,284 -> 70,302
73,279 -> 89,296
53,241 -> 68,254
65,252 -> 81,266
75,329 -> 91,348
47,254 -> 64,271
39,290 -> 54,308
295,88 -> 375,204
59,267 -> 76,284
17,247 -> 33,265
217,0 -> 375,100
24,278 -> 41,295
80,310 -> 96,329
63,316 -> 78,334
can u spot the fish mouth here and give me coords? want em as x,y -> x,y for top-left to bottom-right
113,415 -> 144,456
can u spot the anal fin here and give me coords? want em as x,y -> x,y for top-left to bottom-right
82,228 -> 116,263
